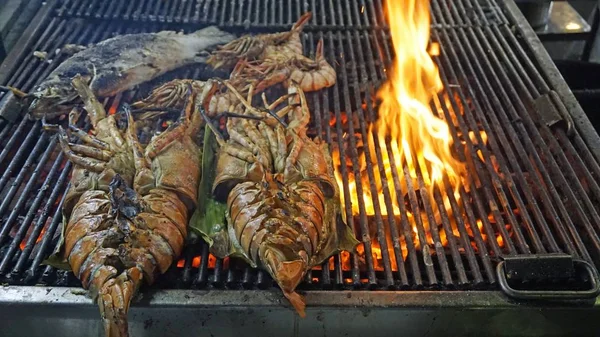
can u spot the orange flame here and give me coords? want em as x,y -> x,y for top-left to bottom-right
374,0 -> 463,200
335,0 -> 464,216
333,0 -> 470,263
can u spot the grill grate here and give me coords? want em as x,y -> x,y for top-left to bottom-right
0,0 -> 600,292
53,0 -> 388,30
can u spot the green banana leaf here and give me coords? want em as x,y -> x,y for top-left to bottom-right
189,125 -> 231,258
42,211 -> 72,271
311,186 -> 360,267
311,142 -> 359,266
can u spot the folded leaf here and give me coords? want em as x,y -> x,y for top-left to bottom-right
189,124 -> 230,258
42,211 -> 72,271
312,190 -> 359,266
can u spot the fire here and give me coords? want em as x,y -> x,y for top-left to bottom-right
333,0 -> 473,266
374,0 -> 463,198
335,0 -> 464,217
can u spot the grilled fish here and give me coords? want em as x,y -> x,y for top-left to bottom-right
27,26 -> 235,119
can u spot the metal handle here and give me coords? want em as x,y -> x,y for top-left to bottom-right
497,259 -> 600,300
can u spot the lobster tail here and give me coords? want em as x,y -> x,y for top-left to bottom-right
283,291 -> 306,318
264,247 -> 307,317
264,248 -> 306,293
97,267 -> 143,337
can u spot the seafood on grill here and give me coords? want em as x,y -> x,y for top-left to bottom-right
45,75 -> 210,337
207,12 -> 336,93
17,26 -> 234,120
191,82 -> 359,316
207,12 -> 310,70
131,71 -> 290,123
132,78 -> 244,119
231,39 -> 336,93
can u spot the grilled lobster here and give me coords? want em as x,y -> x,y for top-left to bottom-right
200,82 -> 358,316
47,76 -> 210,337
206,12 -> 337,93
206,12 -> 311,70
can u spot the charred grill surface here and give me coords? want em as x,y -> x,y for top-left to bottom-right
1,0 -> 600,294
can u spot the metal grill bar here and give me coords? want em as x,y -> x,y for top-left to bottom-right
430,0 -> 600,267
475,0 -> 600,258
54,0 -> 386,30
0,0 -> 600,293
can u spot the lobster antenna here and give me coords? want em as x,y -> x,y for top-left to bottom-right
130,107 -> 182,114
264,108 -> 288,128
0,85 -> 31,98
197,106 -> 226,146
216,111 -> 263,121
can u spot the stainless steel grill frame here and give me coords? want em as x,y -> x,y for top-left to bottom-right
1,0 -> 600,336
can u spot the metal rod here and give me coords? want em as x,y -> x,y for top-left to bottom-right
0,136 -> 61,274
13,152 -> 69,276
355,30 -> 410,287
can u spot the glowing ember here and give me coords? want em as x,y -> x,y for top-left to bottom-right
176,256 -> 211,269
428,42 -> 440,57
19,227 -> 47,251
208,254 -> 217,268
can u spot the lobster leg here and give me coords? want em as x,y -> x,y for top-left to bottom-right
258,123 -> 280,169
122,105 -> 154,194
222,143 -> 256,163
72,74 -> 126,151
242,120 -> 272,167
71,74 -> 107,128
67,124 -> 112,151
58,128 -> 107,172
106,117 -> 126,150
144,122 -> 187,159
262,92 -> 295,111
220,81 -> 265,118
286,84 -> 310,136
68,143 -> 113,162
285,134 -> 304,173
275,125 -> 287,172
